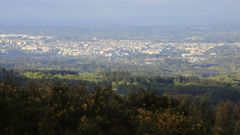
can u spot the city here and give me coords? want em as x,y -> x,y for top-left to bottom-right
1,33 -> 240,65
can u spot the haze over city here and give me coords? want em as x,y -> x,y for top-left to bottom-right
1,0 -> 240,25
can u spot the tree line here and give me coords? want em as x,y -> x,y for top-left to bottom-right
1,68 -> 240,134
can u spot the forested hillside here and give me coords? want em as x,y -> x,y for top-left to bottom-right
1,68 -> 240,135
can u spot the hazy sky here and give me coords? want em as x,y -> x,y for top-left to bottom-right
0,0 -> 240,26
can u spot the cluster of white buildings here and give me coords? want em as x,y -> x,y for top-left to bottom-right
0,34 -> 51,54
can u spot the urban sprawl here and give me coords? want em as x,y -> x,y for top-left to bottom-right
1,34 -> 240,64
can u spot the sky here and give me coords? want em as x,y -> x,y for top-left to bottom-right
0,0 -> 240,26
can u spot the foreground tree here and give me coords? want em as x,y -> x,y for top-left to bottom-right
213,101 -> 235,135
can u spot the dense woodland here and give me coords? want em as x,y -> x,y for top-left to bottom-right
1,68 -> 240,135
